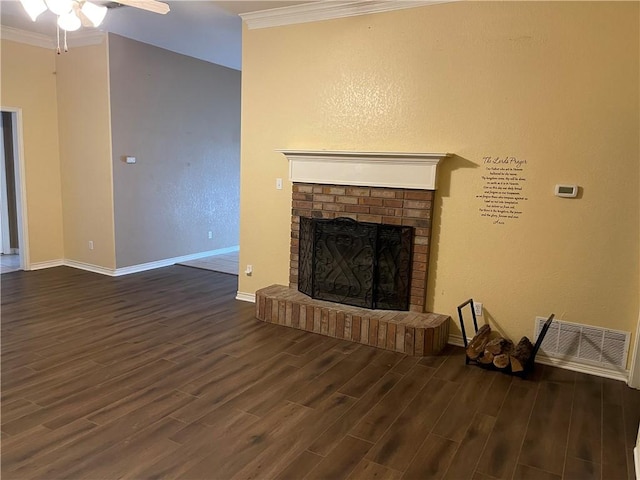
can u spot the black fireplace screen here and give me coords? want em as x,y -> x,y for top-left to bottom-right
298,217 -> 413,310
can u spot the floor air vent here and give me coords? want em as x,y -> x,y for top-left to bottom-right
534,317 -> 630,370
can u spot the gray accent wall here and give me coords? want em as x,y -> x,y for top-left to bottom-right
109,34 -> 240,268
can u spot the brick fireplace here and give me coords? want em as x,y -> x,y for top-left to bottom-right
289,183 -> 434,313
255,151 -> 452,356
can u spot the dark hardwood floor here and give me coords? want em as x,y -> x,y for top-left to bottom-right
1,266 -> 638,480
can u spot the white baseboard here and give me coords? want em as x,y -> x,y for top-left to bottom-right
236,291 -> 256,303
535,354 -> 629,382
113,257 -> 182,276
217,245 -> 240,254
448,334 -> 466,348
447,334 -> 629,382
116,246 -> 240,276
63,259 -> 115,276
28,259 -> 64,270
25,247 -> 240,277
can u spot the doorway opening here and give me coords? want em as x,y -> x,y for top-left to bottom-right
1,109 -> 27,274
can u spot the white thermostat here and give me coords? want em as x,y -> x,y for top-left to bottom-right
554,184 -> 578,198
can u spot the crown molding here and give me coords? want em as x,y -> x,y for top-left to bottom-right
67,29 -> 106,47
240,0 -> 455,30
0,25 -> 54,49
0,25 -> 105,50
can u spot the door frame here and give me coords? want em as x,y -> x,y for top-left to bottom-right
0,114 -> 10,254
1,107 -> 29,270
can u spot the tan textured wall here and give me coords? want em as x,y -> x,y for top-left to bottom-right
0,40 -> 64,264
56,38 -> 116,269
239,2 -> 639,356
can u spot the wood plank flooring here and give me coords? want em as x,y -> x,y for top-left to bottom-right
1,265 -> 638,480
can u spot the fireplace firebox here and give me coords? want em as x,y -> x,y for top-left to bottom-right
298,216 -> 413,310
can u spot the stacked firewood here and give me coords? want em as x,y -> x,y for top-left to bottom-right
465,324 -> 533,373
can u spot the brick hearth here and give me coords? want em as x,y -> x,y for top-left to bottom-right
255,285 -> 450,356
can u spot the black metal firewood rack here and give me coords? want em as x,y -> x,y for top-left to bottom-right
457,299 -> 554,378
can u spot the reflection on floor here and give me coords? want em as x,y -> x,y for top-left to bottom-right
1,253 -> 21,274
179,250 -> 239,275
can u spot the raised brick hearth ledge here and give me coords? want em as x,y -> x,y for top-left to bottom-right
256,285 -> 450,356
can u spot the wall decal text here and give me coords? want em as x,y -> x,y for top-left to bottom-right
477,156 -> 529,225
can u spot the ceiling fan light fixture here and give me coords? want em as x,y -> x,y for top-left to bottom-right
19,0 -> 48,21
57,10 -> 81,31
80,1 -> 107,27
45,0 -> 73,16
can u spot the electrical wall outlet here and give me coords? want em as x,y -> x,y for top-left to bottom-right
276,178 -> 283,190
88,240 -> 94,250
208,231 -> 213,239
245,264 -> 253,276
474,302 -> 483,317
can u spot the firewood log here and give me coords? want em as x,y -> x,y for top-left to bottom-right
466,324 -> 491,360
510,355 -> 524,372
485,337 -> 509,355
477,351 -> 494,364
512,336 -> 534,370
493,353 -> 509,369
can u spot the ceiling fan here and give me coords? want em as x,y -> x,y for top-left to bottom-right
18,0 -> 170,52
18,0 -> 170,31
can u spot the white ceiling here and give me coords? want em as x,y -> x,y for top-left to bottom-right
0,1 -> 310,70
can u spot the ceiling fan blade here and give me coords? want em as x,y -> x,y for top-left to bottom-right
77,11 -> 94,27
114,0 -> 170,14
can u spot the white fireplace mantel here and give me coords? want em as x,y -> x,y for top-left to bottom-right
278,150 -> 451,190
